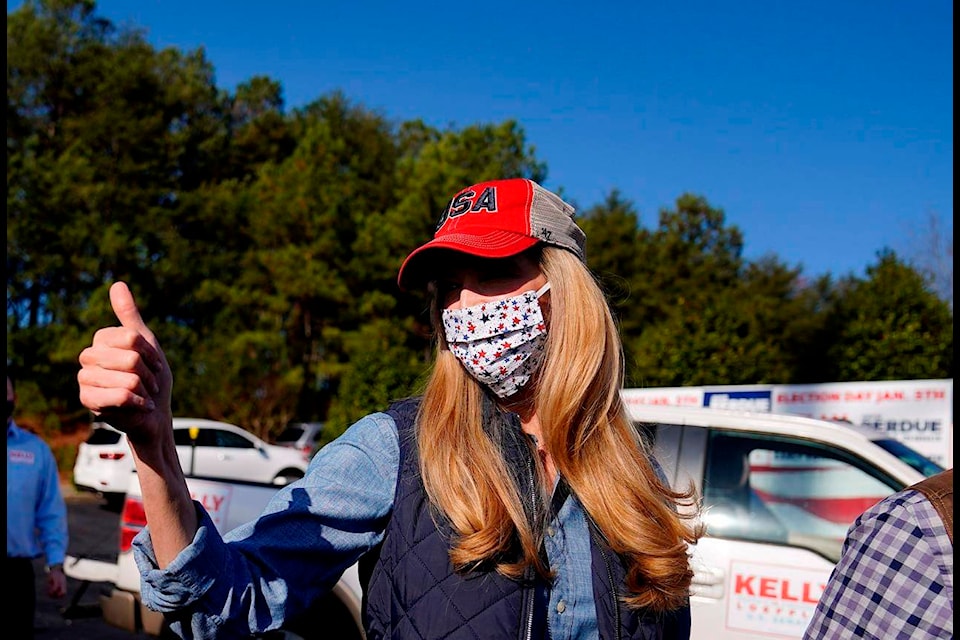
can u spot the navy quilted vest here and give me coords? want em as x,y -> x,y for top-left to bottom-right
361,397 -> 691,640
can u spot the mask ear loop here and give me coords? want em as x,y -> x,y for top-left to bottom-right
535,282 -> 551,298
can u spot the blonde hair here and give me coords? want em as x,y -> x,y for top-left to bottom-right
417,246 -> 701,612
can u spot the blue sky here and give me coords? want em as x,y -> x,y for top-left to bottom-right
11,1 -> 954,280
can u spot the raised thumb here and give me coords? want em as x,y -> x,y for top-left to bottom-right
109,281 -> 157,345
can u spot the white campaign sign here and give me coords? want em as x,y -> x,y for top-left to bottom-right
621,387 -> 704,408
621,379 -> 953,467
725,560 -> 827,638
772,380 -> 952,467
188,481 -> 234,531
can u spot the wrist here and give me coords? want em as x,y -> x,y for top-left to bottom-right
45,563 -> 63,574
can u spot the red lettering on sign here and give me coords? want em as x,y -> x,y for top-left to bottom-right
207,494 -> 225,512
803,581 -> 824,604
760,577 -> 777,598
778,580 -> 797,601
777,391 -> 843,404
734,573 -> 824,603
734,574 -> 755,595
190,492 -> 227,513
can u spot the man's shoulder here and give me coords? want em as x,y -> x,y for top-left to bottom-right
908,468 -> 953,503
8,423 -> 51,448
853,479 -> 950,543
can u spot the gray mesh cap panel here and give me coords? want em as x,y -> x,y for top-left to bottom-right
528,181 -> 586,262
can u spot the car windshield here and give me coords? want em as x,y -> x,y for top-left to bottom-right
872,438 -> 945,477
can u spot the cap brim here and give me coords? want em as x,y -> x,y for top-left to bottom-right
397,233 -> 539,291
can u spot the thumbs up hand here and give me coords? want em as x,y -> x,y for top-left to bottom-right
77,282 -> 172,444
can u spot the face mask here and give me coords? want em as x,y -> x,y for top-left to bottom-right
442,282 -> 550,398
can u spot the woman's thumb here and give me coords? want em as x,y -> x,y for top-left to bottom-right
109,281 -> 157,344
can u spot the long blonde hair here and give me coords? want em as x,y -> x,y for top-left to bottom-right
417,246 -> 701,612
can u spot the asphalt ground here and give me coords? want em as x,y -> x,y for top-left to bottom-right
32,482 -> 152,639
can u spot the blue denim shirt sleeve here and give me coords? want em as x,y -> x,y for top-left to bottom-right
133,410 -> 399,639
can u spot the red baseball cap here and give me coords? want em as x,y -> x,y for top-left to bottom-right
397,178 -> 587,290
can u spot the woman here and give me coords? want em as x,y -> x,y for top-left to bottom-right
77,178 -> 701,639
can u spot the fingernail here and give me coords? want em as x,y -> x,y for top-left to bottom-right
152,382 -> 160,394
145,399 -> 156,411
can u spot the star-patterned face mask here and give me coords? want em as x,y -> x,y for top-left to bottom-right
442,282 -> 551,398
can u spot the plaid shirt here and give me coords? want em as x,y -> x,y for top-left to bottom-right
803,483 -> 953,639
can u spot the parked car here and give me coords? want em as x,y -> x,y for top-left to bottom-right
626,403 -> 938,639
73,418 -> 309,506
274,421 -> 325,457
72,424 -> 131,507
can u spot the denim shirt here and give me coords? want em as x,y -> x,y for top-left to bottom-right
135,410 -> 599,639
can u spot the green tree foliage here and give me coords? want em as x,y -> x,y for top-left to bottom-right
622,194 -> 744,385
592,194 -> 836,387
6,0 -> 952,455
8,0 -> 226,425
580,190 -> 645,328
323,319 -> 429,443
819,251 -> 953,381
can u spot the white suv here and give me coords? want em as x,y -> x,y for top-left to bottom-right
627,403 -> 938,639
72,424 -> 132,506
73,418 -> 309,505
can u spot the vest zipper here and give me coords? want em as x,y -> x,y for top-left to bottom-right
591,523 -> 622,640
523,450 -> 537,640
603,544 -> 622,640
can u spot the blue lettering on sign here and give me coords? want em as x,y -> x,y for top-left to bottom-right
704,390 -> 772,412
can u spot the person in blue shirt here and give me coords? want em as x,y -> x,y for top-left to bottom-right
77,178 -> 702,639
7,374 -> 69,639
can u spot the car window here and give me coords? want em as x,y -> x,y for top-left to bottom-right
173,426 -> 257,449
212,429 -> 255,449
173,429 -> 197,446
174,428 -> 219,447
86,428 -> 124,445
702,431 -> 898,562
871,437 -> 945,476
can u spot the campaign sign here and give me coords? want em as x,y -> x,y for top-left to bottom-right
726,560 -> 827,638
620,387 -> 704,407
704,389 -> 773,412
188,481 -> 233,531
773,379 -> 953,466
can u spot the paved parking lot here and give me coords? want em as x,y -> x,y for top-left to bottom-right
33,484 -> 151,639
